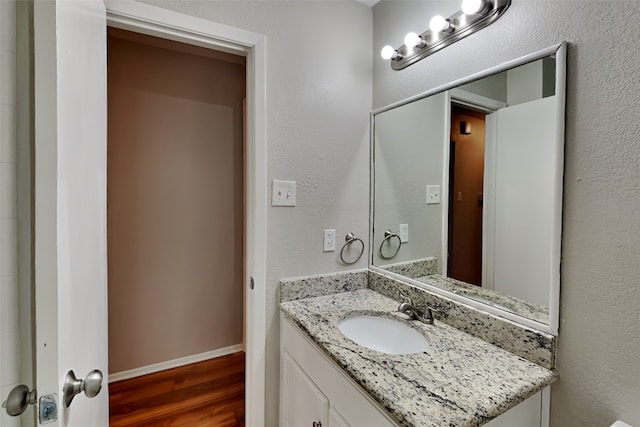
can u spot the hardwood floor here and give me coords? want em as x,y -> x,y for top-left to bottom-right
109,352 -> 245,426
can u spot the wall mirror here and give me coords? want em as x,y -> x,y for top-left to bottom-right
370,43 -> 566,334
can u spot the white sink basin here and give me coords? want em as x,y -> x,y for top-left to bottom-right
337,315 -> 430,355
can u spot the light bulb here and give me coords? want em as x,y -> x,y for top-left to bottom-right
429,15 -> 452,33
381,45 -> 399,60
404,32 -> 425,48
461,0 -> 484,15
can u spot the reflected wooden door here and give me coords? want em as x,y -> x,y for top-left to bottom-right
447,106 -> 486,286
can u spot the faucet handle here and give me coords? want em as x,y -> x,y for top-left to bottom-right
399,292 -> 414,306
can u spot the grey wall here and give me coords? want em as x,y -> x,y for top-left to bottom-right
136,1 -> 373,425
373,92 -> 446,266
374,1 -> 640,426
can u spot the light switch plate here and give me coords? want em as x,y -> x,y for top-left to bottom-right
426,185 -> 441,205
272,180 -> 296,206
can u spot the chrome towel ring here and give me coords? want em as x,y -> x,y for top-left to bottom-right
340,233 -> 365,265
379,230 -> 402,260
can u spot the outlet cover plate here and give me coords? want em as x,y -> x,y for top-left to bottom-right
399,224 -> 409,243
323,229 -> 336,252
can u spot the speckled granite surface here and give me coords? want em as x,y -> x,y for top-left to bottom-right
280,289 -> 557,427
368,270 -> 556,369
414,274 -> 549,324
379,257 -> 439,279
279,269 -> 368,302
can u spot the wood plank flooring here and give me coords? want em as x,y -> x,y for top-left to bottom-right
109,352 -> 245,426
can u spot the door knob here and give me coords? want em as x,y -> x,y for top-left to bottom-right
63,369 -> 103,407
2,384 -> 37,416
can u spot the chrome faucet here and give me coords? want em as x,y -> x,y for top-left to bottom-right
397,293 -> 435,324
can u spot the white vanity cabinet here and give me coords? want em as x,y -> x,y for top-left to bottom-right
483,389 -> 548,427
281,352 -> 329,427
280,315 -> 398,427
280,314 -> 549,427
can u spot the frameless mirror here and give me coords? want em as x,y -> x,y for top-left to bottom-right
371,44 -> 566,333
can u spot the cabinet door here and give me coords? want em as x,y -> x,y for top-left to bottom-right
282,353 -> 329,427
329,407 -> 351,427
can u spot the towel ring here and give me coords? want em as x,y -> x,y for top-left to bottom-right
340,233 -> 365,265
379,230 -> 402,260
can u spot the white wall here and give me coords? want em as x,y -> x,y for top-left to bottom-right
136,2 -> 373,425
374,1 -> 640,426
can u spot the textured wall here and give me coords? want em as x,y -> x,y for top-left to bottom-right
374,1 -> 640,426
136,1 -> 373,425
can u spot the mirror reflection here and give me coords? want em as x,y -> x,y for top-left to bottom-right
372,51 -> 563,325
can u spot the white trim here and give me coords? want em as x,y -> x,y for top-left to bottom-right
108,344 -> 244,383
105,2 -> 267,424
547,42 -> 566,336
449,88 -> 507,112
483,111 -> 498,290
540,386 -> 551,427
444,89 -> 503,289
440,93 -> 452,278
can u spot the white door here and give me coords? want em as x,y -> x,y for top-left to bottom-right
483,96 -> 557,306
33,0 -> 108,425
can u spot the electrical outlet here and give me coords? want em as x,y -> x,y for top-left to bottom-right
399,224 -> 409,243
323,229 -> 336,252
426,185 -> 441,205
272,180 -> 296,206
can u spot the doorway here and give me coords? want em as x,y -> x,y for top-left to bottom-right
447,105 -> 486,286
106,28 -> 246,425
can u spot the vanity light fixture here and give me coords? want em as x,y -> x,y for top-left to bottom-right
381,0 -> 511,70
404,32 -> 426,49
461,0 -> 487,15
429,15 -> 454,33
380,45 -> 402,61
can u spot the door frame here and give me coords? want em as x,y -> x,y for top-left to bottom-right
105,1 -> 267,424
441,89 -> 504,285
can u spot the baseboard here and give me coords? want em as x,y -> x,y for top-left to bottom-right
108,344 -> 243,383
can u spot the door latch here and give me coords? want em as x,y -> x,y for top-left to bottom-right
39,394 -> 57,424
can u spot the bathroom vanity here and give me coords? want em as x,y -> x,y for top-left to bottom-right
278,42 -> 566,427
279,287 -> 555,427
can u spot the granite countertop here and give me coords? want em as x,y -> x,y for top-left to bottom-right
280,289 -> 557,427
415,274 -> 550,324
